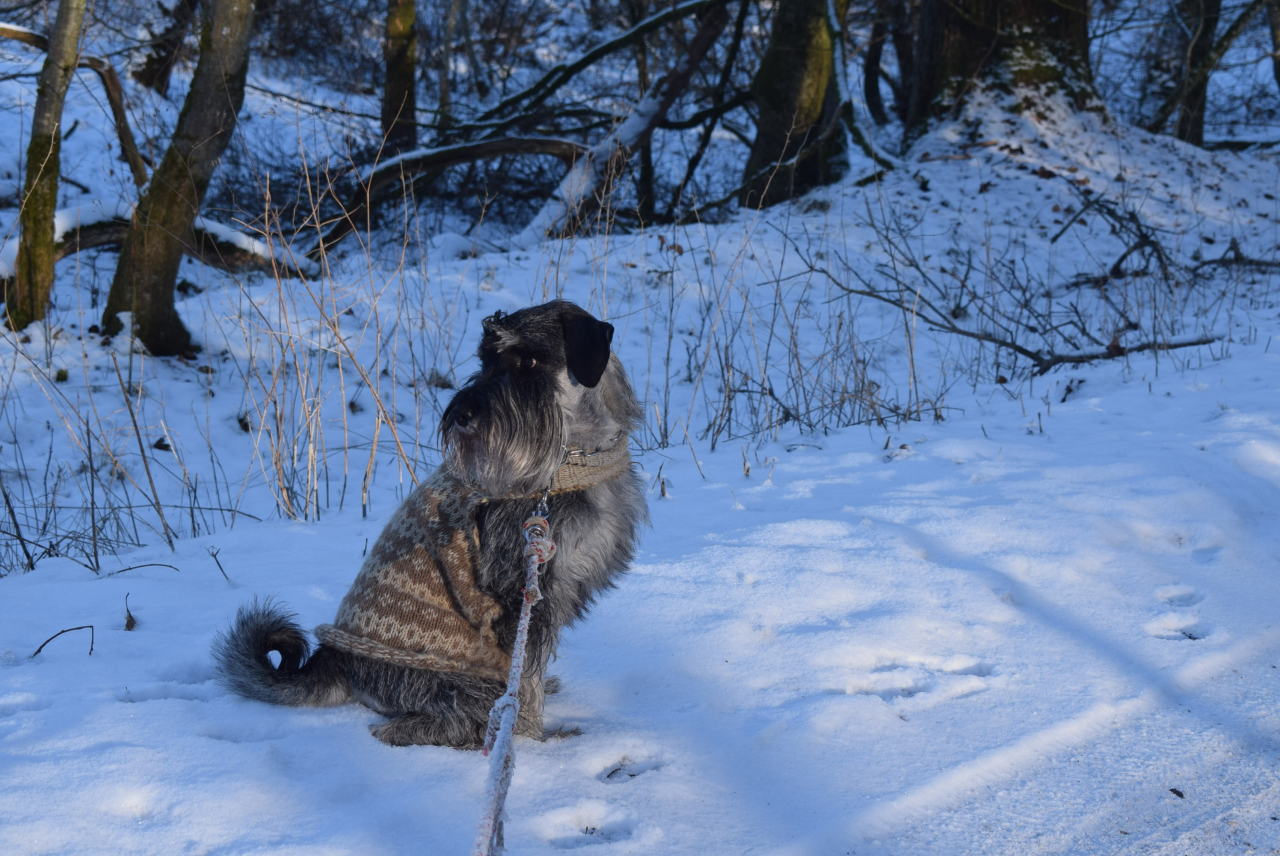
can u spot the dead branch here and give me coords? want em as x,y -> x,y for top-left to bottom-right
782,223 -> 1221,378
473,0 -> 725,131
308,136 -> 588,259
1031,336 -> 1221,374
31,625 -> 95,657
0,471 -> 36,571
1,213 -> 314,279
1192,238 -> 1280,273
517,1 -> 731,244
0,22 -> 149,186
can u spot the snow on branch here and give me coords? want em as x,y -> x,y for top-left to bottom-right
0,201 -> 317,281
514,1 -> 731,247
310,137 -> 589,259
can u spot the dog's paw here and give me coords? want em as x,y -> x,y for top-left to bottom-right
370,720 -> 413,746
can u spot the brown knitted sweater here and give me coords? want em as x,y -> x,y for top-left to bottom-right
314,440 -> 631,683
315,472 -> 510,683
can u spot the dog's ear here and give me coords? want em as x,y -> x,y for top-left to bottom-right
560,310 -> 614,388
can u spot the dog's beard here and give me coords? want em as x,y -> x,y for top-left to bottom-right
441,372 -> 567,498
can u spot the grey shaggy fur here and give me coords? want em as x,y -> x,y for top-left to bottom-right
214,300 -> 646,747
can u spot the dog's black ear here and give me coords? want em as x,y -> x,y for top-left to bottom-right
560,310 -> 614,388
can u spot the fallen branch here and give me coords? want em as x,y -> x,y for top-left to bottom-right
31,625 -> 95,658
0,202 -> 316,281
783,226 -> 1222,378
516,0 -> 731,245
1192,238 -> 1280,273
1030,336 -> 1221,375
0,21 -> 149,186
309,136 -> 588,259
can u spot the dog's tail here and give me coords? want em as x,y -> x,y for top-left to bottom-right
213,599 -> 352,707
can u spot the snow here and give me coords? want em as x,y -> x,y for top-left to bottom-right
2,18 -> 1280,856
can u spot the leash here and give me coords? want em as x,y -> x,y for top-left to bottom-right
472,493 -> 556,856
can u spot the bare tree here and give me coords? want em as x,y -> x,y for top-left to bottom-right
382,0 -> 418,152
740,0 -> 850,208
102,0 -> 256,356
1141,0 -> 1267,145
1270,0 -> 1280,91
7,0 -> 87,331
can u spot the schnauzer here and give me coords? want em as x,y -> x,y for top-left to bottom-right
214,300 -> 646,747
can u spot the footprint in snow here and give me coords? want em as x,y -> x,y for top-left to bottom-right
832,655 -> 993,702
1155,584 -> 1203,607
1144,611 -> 1209,641
1146,586 -> 1208,640
598,755 -> 663,783
532,800 -> 635,849
0,692 -> 51,716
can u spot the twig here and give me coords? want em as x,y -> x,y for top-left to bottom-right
110,354 -> 177,552
102,562 -> 180,577
0,471 -> 36,571
207,546 -> 232,584
31,624 -> 95,658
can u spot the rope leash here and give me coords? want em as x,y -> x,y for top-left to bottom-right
472,499 -> 556,856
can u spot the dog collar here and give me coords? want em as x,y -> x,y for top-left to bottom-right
548,433 -> 631,494
481,433 -> 630,501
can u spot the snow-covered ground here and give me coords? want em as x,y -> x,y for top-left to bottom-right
3,328 -> 1279,855
3,25 -> 1280,855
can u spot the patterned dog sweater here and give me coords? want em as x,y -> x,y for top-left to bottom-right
315,472 -> 510,683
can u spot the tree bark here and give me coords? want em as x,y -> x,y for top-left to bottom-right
1175,0 -> 1223,146
864,17 -> 889,126
1269,0 -> 1280,92
906,0 -> 1094,136
102,0 -> 256,356
382,0 -> 418,153
7,0 -> 87,331
740,0 -> 850,209
1135,2 -> 1192,131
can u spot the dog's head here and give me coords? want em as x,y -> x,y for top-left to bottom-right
441,300 -> 639,497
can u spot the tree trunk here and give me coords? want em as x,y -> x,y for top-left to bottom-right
1140,0 -> 1264,143
1269,0 -> 1280,92
382,0 -> 418,153
102,0 -> 256,356
1135,2 -> 1192,131
7,0 -> 87,331
133,0 -> 200,95
906,0 -> 1093,136
864,17 -> 889,126
1175,0 -> 1223,146
740,0 -> 850,209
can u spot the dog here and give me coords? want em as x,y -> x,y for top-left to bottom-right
214,300 -> 646,747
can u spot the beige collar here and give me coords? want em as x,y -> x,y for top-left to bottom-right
484,434 -> 631,501
547,434 -> 631,494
